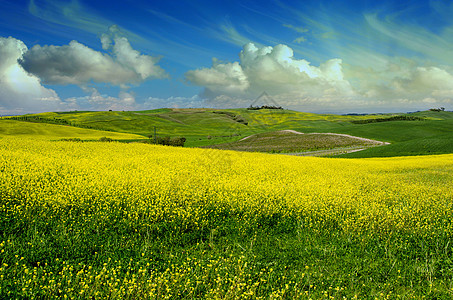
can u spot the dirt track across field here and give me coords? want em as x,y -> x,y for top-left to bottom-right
284,146 -> 368,157
241,129 -> 389,144
237,130 -> 390,157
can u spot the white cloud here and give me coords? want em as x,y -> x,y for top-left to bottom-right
66,89 -> 138,111
0,31 -> 170,115
293,37 -> 307,44
0,36 -> 68,114
399,67 -> 453,93
186,42 -> 354,99
19,26 -> 167,86
185,42 -> 453,113
204,95 -> 250,109
185,59 -> 249,95
283,24 -> 309,33
345,58 -> 453,101
364,13 -> 453,64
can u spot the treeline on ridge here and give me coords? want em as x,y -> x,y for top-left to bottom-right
146,136 -> 186,147
247,105 -> 283,110
60,136 -> 187,147
7,115 -> 112,131
351,115 -> 425,124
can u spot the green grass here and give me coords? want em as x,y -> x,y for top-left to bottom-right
409,110 -> 453,120
6,109 -> 453,157
14,108 -> 396,145
23,109 -> 249,146
0,119 -> 145,140
339,133 -> 453,158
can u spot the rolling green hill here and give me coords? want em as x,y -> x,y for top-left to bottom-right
8,108 -> 396,145
339,133 -> 453,158
3,108 -> 453,157
0,119 -> 145,140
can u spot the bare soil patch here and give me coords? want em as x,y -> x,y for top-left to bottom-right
204,130 -> 388,155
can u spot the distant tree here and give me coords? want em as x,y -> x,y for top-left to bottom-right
99,137 -> 113,142
154,136 -> 186,147
247,105 -> 283,110
170,137 -> 186,147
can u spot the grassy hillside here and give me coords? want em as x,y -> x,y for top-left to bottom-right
15,108 -> 396,145
21,109 -> 250,146
409,110 -> 453,120
0,120 -> 145,140
340,133 -> 453,158
6,108 -> 453,157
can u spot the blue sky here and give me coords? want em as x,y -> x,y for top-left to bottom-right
1,0 -> 453,114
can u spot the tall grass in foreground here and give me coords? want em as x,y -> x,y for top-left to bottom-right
1,137 -> 453,299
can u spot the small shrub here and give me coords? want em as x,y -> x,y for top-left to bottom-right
155,136 -> 186,147
99,137 -> 113,142
170,137 -> 186,147
351,115 -> 425,124
60,138 -> 83,142
156,136 -> 171,146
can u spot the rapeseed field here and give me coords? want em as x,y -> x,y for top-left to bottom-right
1,136 -> 453,298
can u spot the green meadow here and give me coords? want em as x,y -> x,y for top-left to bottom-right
6,108 -> 453,157
0,119 -> 145,141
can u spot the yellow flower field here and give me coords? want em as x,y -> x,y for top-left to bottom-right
1,136 -> 453,298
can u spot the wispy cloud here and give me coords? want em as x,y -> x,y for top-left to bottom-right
198,19 -> 256,48
27,0 -> 229,69
364,13 -> 453,63
219,23 -> 253,47
28,0 -> 108,35
27,0 -> 150,48
283,24 -> 308,33
293,37 -> 307,44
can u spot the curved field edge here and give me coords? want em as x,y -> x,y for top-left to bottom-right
1,138 -> 453,298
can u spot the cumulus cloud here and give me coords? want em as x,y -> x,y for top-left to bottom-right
0,26 -> 171,114
186,43 -> 354,100
19,26 -> 167,87
396,66 -> 453,94
185,59 -> 249,96
0,36 -> 68,114
346,58 -> 453,101
186,42 -> 453,112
